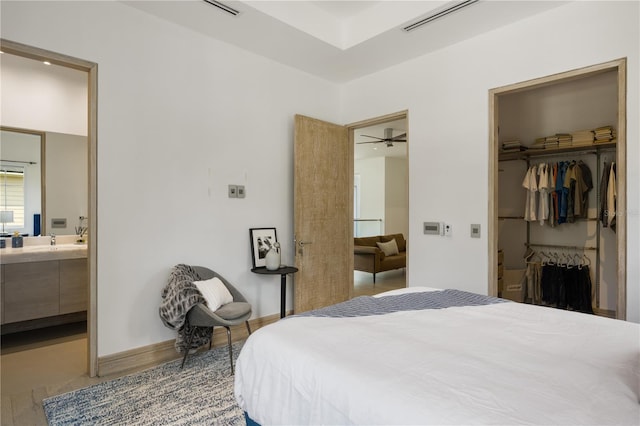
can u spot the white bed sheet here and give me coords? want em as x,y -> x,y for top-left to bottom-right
235,287 -> 640,425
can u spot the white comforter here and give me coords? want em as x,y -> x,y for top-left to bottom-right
234,287 -> 640,425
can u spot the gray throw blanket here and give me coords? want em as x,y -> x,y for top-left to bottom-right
294,289 -> 508,318
159,264 -> 212,353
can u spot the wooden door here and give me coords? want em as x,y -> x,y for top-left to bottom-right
294,115 -> 352,313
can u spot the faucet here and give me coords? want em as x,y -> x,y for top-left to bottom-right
50,233 -> 56,246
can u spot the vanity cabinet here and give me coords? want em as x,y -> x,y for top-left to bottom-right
3,261 -> 59,323
0,259 -> 87,325
60,258 -> 88,314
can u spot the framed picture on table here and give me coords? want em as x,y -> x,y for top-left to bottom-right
249,227 -> 277,268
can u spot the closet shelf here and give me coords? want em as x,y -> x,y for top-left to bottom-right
499,141 -> 616,161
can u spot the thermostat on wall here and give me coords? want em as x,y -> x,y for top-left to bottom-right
423,222 -> 441,235
51,218 -> 67,228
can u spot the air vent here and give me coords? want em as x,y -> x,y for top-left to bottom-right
203,0 -> 240,16
403,0 -> 479,32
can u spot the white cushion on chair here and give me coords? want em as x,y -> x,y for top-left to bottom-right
193,277 -> 234,312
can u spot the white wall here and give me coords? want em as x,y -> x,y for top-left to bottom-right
354,157 -> 385,236
385,157 -> 408,237
46,132 -> 88,235
1,1 -> 341,356
354,156 -> 408,238
0,52 -> 87,136
341,1 -> 639,322
1,53 -> 88,237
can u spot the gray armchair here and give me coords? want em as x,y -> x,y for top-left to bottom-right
180,266 -> 252,373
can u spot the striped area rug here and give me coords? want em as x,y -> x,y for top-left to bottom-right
43,341 -> 245,425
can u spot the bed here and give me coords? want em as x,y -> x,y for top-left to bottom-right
234,287 -> 640,425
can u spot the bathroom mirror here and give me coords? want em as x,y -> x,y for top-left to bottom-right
0,126 -> 88,236
0,128 -> 43,236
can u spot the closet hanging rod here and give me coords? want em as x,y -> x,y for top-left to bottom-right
526,150 -> 599,159
525,242 -> 597,251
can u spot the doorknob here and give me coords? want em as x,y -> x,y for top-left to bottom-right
296,239 -> 313,256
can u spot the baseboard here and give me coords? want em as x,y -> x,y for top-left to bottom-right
97,312 -> 285,377
594,307 -> 616,319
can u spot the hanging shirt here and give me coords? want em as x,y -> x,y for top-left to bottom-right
572,162 -> 590,218
551,162 -> 559,226
575,161 -> 593,218
563,162 -> 576,223
522,165 -> 538,222
537,163 -> 550,225
599,162 -> 611,227
548,164 -> 556,227
557,162 -> 568,223
607,162 -> 616,230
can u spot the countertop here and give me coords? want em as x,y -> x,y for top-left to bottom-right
0,236 -> 88,265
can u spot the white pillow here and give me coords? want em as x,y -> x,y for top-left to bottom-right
376,239 -> 399,256
193,277 -> 233,311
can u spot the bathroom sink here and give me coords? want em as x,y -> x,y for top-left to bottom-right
30,244 -> 85,252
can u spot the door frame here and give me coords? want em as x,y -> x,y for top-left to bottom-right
1,39 -> 99,375
488,59 -> 627,320
347,109 -> 409,293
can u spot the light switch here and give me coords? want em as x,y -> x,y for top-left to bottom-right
470,224 -> 481,238
237,185 -> 246,198
228,185 -> 237,198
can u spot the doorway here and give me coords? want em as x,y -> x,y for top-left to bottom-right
488,59 -> 627,319
0,39 -> 98,375
348,111 -> 408,296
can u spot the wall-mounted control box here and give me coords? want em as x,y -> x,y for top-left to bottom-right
423,222 -> 441,235
51,218 -> 67,228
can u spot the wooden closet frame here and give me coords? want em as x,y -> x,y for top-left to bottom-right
488,58 -> 627,320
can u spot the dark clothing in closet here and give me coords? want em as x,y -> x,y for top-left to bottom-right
541,263 -> 593,313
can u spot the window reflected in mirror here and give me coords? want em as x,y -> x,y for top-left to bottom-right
0,128 -> 42,236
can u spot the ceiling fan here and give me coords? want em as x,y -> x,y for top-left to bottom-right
357,127 -> 407,147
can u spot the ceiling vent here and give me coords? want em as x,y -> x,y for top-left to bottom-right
203,0 -> 240,16
403,0 -> 479,32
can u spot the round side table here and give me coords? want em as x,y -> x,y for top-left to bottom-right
251,266 -> 298,318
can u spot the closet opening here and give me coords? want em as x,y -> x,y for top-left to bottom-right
488,59 -> 627,320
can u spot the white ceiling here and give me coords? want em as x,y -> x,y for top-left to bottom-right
123,0 -> 569,83
120,0 -> 568,159
310,1 -> 380,18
